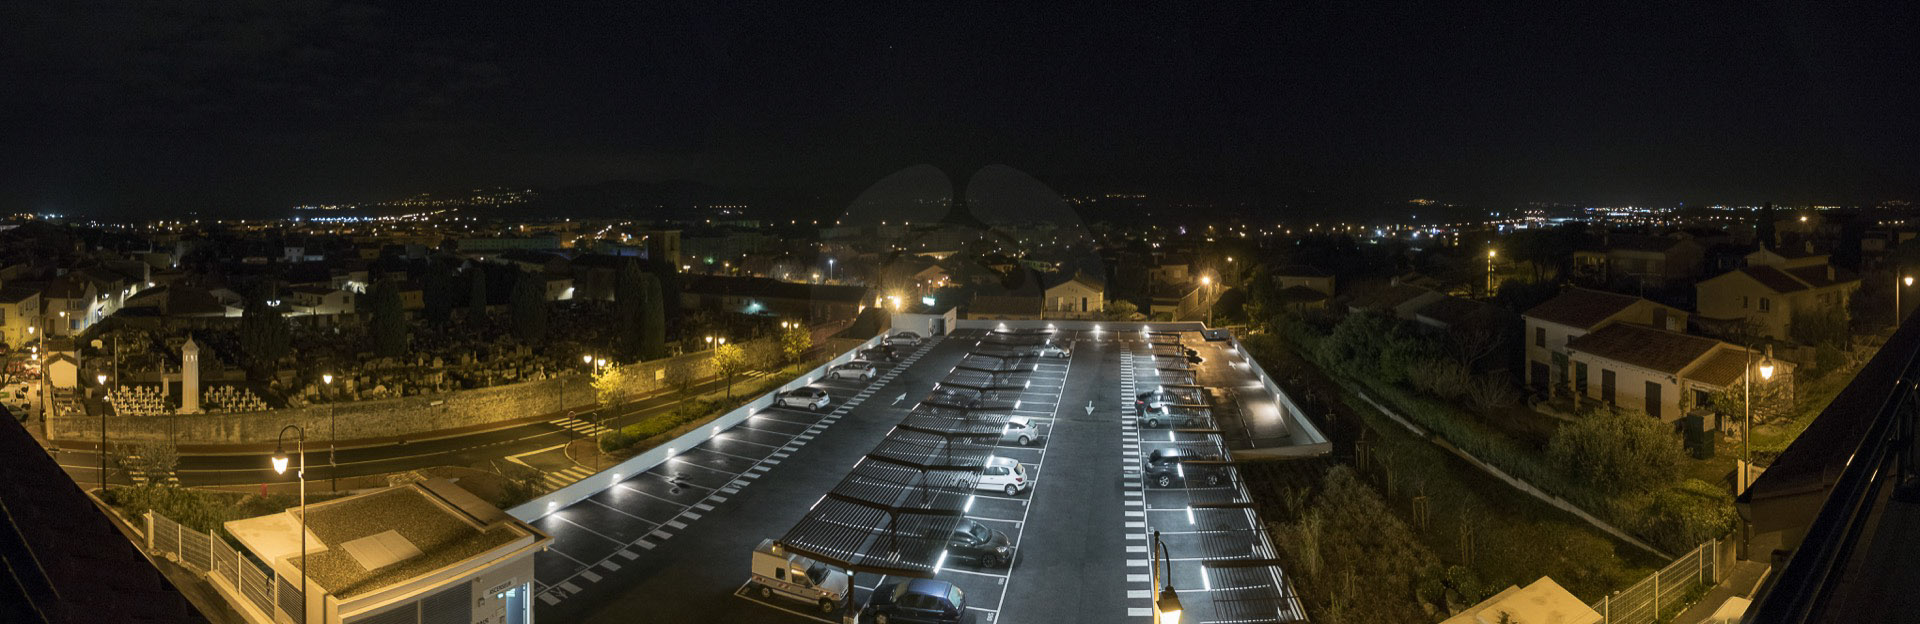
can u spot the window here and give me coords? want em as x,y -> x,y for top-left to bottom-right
1534,327 -> 1545,347
1760,297 -> 1771,312
1741,296 -> 1749,309
1575,362 -> 1589,397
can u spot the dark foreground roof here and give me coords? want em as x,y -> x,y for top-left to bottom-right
1523,287 -> 1641,330
0,418 -> 206,623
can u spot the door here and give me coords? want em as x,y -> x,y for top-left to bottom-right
1601,370 -> 1616,406
1645,381 -> 1662,419
1529,361 -> 1549,392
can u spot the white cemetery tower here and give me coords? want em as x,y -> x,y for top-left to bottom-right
180,337 -> 202,414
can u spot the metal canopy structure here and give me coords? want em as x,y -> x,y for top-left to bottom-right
954,352 -> 1040,373
899,406 -> 1013,441
780,435 -> 990,578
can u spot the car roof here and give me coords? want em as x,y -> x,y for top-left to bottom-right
904,578 -> 953,595
1007,416 -> 1030,426
985,455 -> 1017,467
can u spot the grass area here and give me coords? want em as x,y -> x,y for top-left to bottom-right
599,359 -> 823,456
1247,338 -> 1660,607
102,485 -> 349,541
1750,361 -> 1861,458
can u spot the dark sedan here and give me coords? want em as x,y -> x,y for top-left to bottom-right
927,518 -> 1014,568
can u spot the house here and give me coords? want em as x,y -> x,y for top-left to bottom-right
544,276 -> 575,301
288,286 -> 355,316
968,293 -> 1045,320
1522,288 -> 1688,393
1042,271 -> 1105,318
1346,282 -> 1444,320
1565,323 -> 1788,422
0,287 -> 41,349
1272,265 -> 1334,297
1440,576 -> 1601,624
218,479 -> 550,624
1573,234 -> 1705,285
1694,246 -> 1859,342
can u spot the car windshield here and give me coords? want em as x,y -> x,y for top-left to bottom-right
967,523 -> 990,542
949,586 -> 964,608
806,562 -> 830,585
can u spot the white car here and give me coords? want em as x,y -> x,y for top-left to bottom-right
1031,344 -> 1071,358
827,360 -> 877,381
999,416 -> 1049,446
887,331 -> 922,347
777,387 -> 831,411
963,456 -> 1030,496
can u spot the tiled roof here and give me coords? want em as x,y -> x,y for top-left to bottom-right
1682,347 -> 1761,388
1785,265 -> 1857,289
1348,283 -> 1430,310
1738,265 -> 1808,293
1416,296 -> 1486,327
1275,285 -> 1328,302
1523,288 -> 1642,330
0,286 -> 38,304
1567,323 -> 1721,375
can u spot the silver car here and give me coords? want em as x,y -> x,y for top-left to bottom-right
828,360 -> 877,381
777,387 -> 831,411
887,331 -> 922,347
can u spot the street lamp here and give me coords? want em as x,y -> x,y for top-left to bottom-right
1741,344 -> 1775,494
271,425 -> 308,624
1486,249 -> 1497,297
323,373 -> 336,492
1900,275 -> 1915,327
1150,530 -> 1183,624
96,373 -> 109,493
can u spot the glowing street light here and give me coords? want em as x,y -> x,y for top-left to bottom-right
270,424 -> 309,623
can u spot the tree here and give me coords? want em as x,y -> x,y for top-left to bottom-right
510,269 -> 549,343
239,294 -> 291,380
1463,372 -> 1520,413
780,324 -> 813,365
1546,408 -> 1685,495
1104,299 -> 1141,321
1790,306 -> 1850,348
615,260 -> 646,357
640,273 -> 666,360
711,343 -> 747,400
368,279 -> 408,357
421,261 -> 454,325
119,440 -> 180,487
591,364 -> 626,406
466,267 -> 489,322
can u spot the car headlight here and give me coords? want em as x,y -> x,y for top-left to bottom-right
996,546 -> 1009,553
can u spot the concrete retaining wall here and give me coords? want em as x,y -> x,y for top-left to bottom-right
49,348 -> 721,447
508,335 -> 885,522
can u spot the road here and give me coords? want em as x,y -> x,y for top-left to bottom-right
52,371 -> 763,488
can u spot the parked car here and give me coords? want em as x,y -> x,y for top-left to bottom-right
998,416 -> 1048,446
1144,447 -> 1228,488
926,518 -> 1013,568
925,386 -> 984,409
887,331 -> 923,347
1139,404 -> 1207,429
749,539 -> 848,614
828,360 -> 877,381
777,387 -> 832,411
1030,343 -> 1071,358
1135,388 -> 1203,414
859,345 -> 898,362
962,456 -> 1030,496
864,579 -> 969,624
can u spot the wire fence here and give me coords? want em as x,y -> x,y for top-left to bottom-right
1591,535 -> 1728,624
146,510 -> 306,623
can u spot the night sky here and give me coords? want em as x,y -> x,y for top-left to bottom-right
4,2 -> 1917,216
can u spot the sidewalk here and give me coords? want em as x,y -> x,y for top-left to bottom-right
1674,559 -> 1768,624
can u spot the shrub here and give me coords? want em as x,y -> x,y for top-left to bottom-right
1627,479 -> 1738,553
1546,409 -> 1684,496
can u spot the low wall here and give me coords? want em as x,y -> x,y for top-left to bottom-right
508,334 -> 885,521
48,348 -> 720,447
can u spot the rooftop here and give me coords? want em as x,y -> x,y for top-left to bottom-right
1523,287 -> 1644,330
1566,323 -> 1722,375
226,479 -> 540,599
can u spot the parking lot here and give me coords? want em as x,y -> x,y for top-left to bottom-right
532,323 -> 1309,624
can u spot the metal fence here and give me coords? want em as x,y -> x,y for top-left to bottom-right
1591,536 -> 1727,624
146,510 -> 307,623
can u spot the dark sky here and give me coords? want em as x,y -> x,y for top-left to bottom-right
4,1 -> 1917,216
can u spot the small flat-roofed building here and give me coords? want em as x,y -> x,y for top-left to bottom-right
221,478 -> 551,624
1440,576 -> 1601,624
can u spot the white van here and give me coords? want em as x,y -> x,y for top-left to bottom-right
749,539 -> 849,614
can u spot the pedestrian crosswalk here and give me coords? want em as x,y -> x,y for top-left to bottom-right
551,416 -> 615,437
544,464 -> 596,490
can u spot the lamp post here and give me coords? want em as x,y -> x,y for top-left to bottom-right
1150,530 -> 1183,624
1199,275 -> 1214,326
1742,344 -> 1775,494
271,425 -> 308,624
323,373 -> 335,492
1899,275 -> 1914,327
1486,249 -> 1497,298
96,373 -> 108,493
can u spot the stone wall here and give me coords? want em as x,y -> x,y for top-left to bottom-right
49,349 -> 719,447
